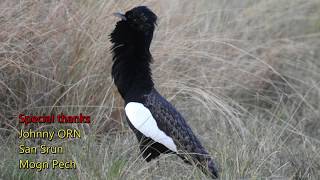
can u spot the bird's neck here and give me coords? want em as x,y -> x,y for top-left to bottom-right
111,41 -> 154,100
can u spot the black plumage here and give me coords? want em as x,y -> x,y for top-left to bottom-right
110,6 -> 218,178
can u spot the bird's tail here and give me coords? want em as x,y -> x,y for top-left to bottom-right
208,158 -> 219,179
178,151 -> 219,178
198,158 -> 219,179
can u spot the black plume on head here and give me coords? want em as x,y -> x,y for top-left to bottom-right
124,6 -> 157,32
110,6 -> 157,50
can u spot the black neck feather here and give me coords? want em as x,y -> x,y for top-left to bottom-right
110,21 -> 154,100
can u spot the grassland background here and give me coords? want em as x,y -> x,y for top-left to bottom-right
0,0 -> 319,179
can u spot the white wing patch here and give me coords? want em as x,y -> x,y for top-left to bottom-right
125,102 -> 177,152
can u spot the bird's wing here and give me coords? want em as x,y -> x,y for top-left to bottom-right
141,89 -> 210,160
141,89 -> 219,178
126,89 -> 218,178
125,102 -> 178,152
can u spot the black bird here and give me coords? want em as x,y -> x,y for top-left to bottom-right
110,6 -> 218,178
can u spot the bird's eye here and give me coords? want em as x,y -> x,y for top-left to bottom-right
140,15 -> 147,22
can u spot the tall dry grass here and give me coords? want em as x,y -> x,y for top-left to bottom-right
0,0 -> 320,179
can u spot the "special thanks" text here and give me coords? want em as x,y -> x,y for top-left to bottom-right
18,113 -> 90,125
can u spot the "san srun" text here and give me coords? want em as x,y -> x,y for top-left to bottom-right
19,145 -> 63,154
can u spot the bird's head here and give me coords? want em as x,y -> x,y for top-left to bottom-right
114,6 -> 157,34
110,6 -> 157,49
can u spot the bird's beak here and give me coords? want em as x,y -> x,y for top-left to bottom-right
113,12 -> 127,21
